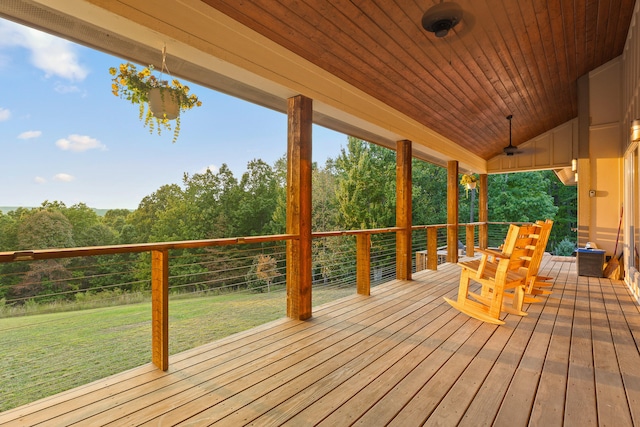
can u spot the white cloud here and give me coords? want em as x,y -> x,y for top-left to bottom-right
0,107 -> 10,121
0,20 -> 88,81
55,134 -> 106,152
34,176 -> 46,184
199,164 -> 219,174
53,173 -> 75,182
18,130 -> 42,139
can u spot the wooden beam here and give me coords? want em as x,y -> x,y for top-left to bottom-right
396,140 -> 412,280
479,173 -> 488,248
151,249 -> 169,371
286,95 -> 313,320
447,161 -> 459,263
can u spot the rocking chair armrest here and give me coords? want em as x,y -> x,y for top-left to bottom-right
475,248 -> 507,260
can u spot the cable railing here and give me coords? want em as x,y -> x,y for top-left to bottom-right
0,221 -> 533,319
0,220 -> 537,412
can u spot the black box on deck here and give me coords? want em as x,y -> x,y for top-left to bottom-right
576,248 -> 605,277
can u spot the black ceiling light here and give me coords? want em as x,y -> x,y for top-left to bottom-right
421,1 -> 464,38
503,114 -> 518,156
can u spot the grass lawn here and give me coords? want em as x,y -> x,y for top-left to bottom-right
0,285 -> 353,412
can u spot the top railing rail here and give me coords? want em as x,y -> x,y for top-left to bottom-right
0,234 -> 298,263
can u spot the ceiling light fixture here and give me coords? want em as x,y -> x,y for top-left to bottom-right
421,1 -> 463,38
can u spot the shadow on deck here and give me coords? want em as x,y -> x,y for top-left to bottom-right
2,256 -> 640,426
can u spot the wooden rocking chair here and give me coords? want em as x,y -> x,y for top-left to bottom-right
507,219 -> 554,302
444,224 -> 531,325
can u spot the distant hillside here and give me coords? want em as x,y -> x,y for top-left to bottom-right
0,207 -> 33,214
0,207 -> 122,216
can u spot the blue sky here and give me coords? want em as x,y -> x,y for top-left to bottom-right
0,19 -> 347,210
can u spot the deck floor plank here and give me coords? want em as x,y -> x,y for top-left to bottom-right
314,311 -> 471,426
131,271 -> 457,426
350,318 -> 486,426
1,257 -> 640,426
591,275 -> 635,426
489,261 -> 570,426
114,285 -> 443,425
400,309 -> 523,426
528,259 -> 576,426
564,274 -> 598,426
601,276 -> 640,425
214,288 -> 459,426
253,276 -> 462,425
68,277 -> 440,425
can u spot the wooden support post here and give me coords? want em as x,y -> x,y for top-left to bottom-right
151,249 -> 169,371
427,227 -> 438,270
396,140 -> 412,280
447,161 -> 459,263
466,224 -> 475,257
286,95 -> 313,320
356,233 -> 371,295
479,173 -> 488,249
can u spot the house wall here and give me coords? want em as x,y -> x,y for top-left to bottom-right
582,59 -> 623,254
621,0 -> 640,303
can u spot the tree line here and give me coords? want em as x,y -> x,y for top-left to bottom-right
0,137 -> 575,303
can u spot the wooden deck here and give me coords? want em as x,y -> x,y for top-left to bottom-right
2,256 -> 640,426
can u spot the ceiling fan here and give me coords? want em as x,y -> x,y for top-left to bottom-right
503,114 -> 519,156
421,1 -> 475,39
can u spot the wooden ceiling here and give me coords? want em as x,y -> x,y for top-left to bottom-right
201,0 -> 635,160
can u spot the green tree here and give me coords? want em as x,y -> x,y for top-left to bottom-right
334,137 -> 396,229
234,159 -> 279,236
18,210 -> 75,250
268,155 -> 287,234
488,172 -> 558,223
82,224 -> 118,247
129,184 -> 184,242
412,160 -> 448,225
0,211 -> 29,299
102,209 -> 133,238
545,170 -> 577,248
0,210 -> 20,251
13,210 -> 75,302
332,138 -> 397,284
180,165 -> 239,239
63,203 -> 100,247
312,160 -> 339,232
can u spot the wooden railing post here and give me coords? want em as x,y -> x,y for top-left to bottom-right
466,224 -> 475,257
151,249 -> 169,371
356,233 -> 371,295
427,227 -> 438,270
479,174 -> 488,249
447,161 -> 459,263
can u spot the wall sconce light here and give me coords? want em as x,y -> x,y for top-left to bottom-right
632,119 -> 640,141
574,172 -> 578,182
571,158 -> 577,172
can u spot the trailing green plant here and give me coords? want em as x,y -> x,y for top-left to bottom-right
109,62 -> 202,143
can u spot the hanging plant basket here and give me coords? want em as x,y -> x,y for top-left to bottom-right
148,87 -> 180,120
460,173 -> 479,198
109,61 -> 202,143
